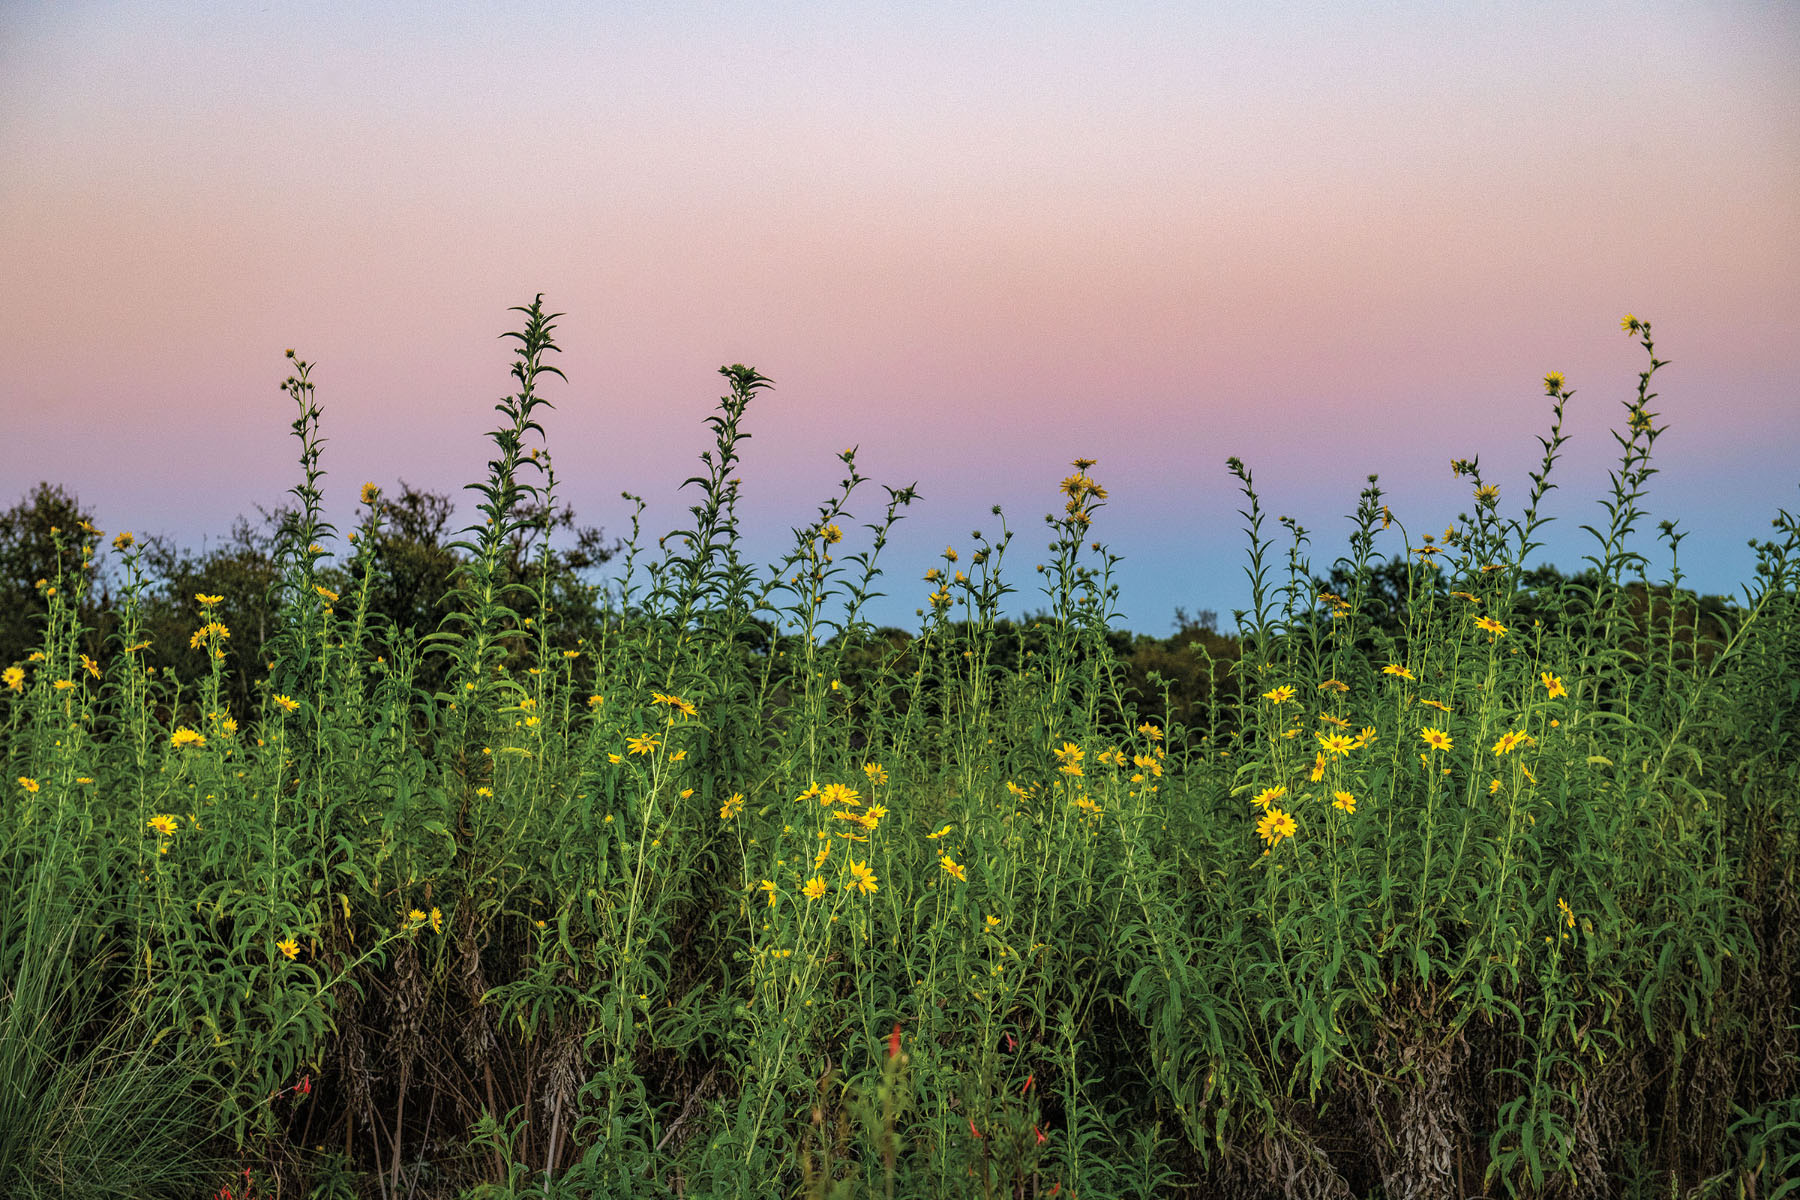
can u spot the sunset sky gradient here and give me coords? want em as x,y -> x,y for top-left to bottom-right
3,0 -> 1796,630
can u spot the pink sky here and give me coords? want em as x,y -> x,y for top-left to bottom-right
3,1 -> 1796,630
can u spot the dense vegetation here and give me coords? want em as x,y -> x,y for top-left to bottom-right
3,301 -> 1795,1199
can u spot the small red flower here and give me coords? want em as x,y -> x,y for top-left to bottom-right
1003,1032 -> 1016,1052
968,1116 -> 983,1140
1034,1124 -> 1047,1144
298,1074 -> 311,1096
1021,1072 -> 1034,1094
888,1022 -> 902,1059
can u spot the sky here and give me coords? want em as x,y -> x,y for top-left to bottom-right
3,0 -> 1796,633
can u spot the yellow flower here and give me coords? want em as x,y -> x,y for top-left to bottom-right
1382,664 -> 1414,681
813,842 -> 831,869
1052,741 -> 1084,774
53,679 -> 75,691
1316,731 -> 1356,758
862,762 -> 889,786
18,777 -> 40,793
80,654 -> 101,679
1262,685 -> 1296,705
1256,807 -> 1297,848
759,879 -> 778,908
802,876 -> 829,901
625,734 -> 659,756
1621,313 -> 1640,333
170,727 -> 207,750
430,907 -> 443,934
1490,779 -> 1502,795
3,666 -> 22,692
1420,698 -> 1453,713
269,693 -> 299,714
147,814 -> 179,837
719,792 -> 745,820
189,621 -> 230,649
1332,791 -> 1356,813
845,859 -> 878,896
361,481 -> 380,504
1541,672 -> 1567,700
315,585 -> 339,604
1544,371 -> 1566,394
1317,679 -> 1349,694
1491,730 -> 1526,756
822,523 -> 843,544
407,908 -> 428,926
1474,616 -> 1507,637
587,694 -> 604,708
113,531 -> 135,551
1558,897 -> 1575,928
1474,485 -> 1499,505
926,824 -> 952,840
821,782 -> 860,807
1136,721 -> 1164,740
276,938 -> 300,960
195,593 -> 223,606
939,854 -> 967,883
476,787 -> 494,798
1251,785 -> 1287,811
1353,727 -> 1378,748
1420,727 -> 1453,752
985,914 -> 1002,929
1309,753 -> 1327,783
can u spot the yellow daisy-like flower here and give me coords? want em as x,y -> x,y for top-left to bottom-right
926,824 -> 952,840
195,593 -> 223,606
822,523 -> 843,544
18,776 -> 40,793
862,762 -> 889,786
113,530 -> 135,551
1558,897 -> 1575,928
1332,791 -> 1356,814
52,678 -> 74,691
719,792 -> 745,820
1316,731 -> 1356,758
1420,698 -> 1453,713
939,854 -> 967,883
813,842 -> 831,870
821,782 -> 860,807
1541,672 -> 1567,700
1353,727 -> 1378,748
315,585 -> 339,604
407,908 -> 428,927
1309,753 -> 1327,782
170,727 -> 207,750
845,859 -> 878,896
3,666 -> 22,692
586,694 -> 604,708
1474,485 -> 1499,506
1474,616 -> 1507,637
430,907 -> 443,934
758,879 -> 778,908
80,654 -> 101,679
1382,664 -> 1414,681
1621,313 -> 1640,333
1250,785 -> 1287,812
360,481 -> 380,504
1256,807 -> 1297,848
147,813 -> 179,837
1491,730 -> 1526,756
1317,679 -> 1349,694
1052,741 -> 1085,775
1420,727 -> 1453,752
1262,685 -> 1296,705
276,937 -> 300,960
1136,721 -> 1164,740
1544,371 -> 1566,394
625,733 -> 659,756
802,876 -> 829,901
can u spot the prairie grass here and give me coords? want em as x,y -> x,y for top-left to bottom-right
2,301 -> 1796,1199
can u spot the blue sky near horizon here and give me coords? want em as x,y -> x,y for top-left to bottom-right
2,0 -> 1796,631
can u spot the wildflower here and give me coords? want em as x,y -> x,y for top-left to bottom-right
1332,791 -> 1356,813
1052,741 -> 1084,776
1262,685 -> 1296,705
18,777 -> 39,793
1316,731 -> 1356,758
80,654 -> 101,678
1492,730 -> 1526,755
719,792 -> 745,820
1420,698 -> 1452,713
146,813 -> 180,837
812,842 -> 831,869
985,915 -> 1001,929
276,938 -> 300,960
3,666 -> 22,692
1474,616 -> 1507,637
822,523 -> 843,544
862,762 -> 889,786
1621,313 -> 1640,333
652,692 -> 698,718
189,621 -> 230,649
1310,753 -> 1326,782
315,585 -> 339,604
1450,591 -> 1481,604
860,803 -> 889,831
821,782 -> 860,807
1317,679 -> 1349,694
1490,779 -> 1502,795
1353,727 -> 1378,748
170,727 -> 207,750
586,694 -> 604,710
1544,371 -> 1565,394
1251,785 -> 1287,811
845,859 -> 878,896
939,854 -> 968,882
195,593 -> 223,606
944,545 -> 958,563
1420,727 -> 1453,752
1474,484 -> 1499,505
1318,711 -> 1349,728
1382,664 -> 1414,681
1558,897 -> 1575,929
1541,672 -> 1566,699
625,734 -> 659,756
430,907 -> 443,934
759,879 -> 778,908
53,678 -> 74,691
889,1022 -> 903,1058
1256,807 -> 1297,848
407,909 -> 427,927
113,530 -> 136,551
1137,721 -> 1164,739
802,876 -> 829,901
927,824 -> 952,840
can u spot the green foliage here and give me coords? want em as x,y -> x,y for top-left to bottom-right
2,305 -> 1795,1200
